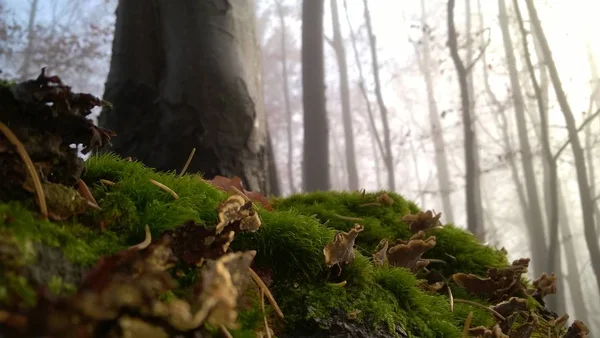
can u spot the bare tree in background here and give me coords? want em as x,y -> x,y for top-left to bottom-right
302,0 -> 330,191
498,0 -> 548,278
363,0 -> 395,191
464,0 -> 485,235
511,0 -> 565,313
447,0 -> 484,239
526,0 -> 600,295
343,0 -> 384,190
329,0 -> 359,191
19,0 -> 39,80
100,0 -> 273,193
411,0 -> 454,222
275,0 -> 296,194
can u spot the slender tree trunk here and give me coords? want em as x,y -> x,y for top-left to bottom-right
330,0 -> 359,191
343,0 -> 386,188
499,0 -> 547,278
371,129 -> 382,189
479,0 -> 530,231
585,42 -> 600,234
302,0 -> 330,192
20,0 -> 39,81
363,0 -> 395,191
275,1 -> 296,194
513,0 -> 564,313
266,130 -> 281,196
465,0 -> 485,234
558,181 -> 589,323
100,0 -> 270,193
526,0 -> 600,295
414,0 -> 454,222
448,0 -> 483,239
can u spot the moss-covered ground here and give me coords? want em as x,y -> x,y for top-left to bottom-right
0,152 -> 552,337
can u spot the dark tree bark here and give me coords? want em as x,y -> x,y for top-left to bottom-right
526,0 -> 600,296
363,0 -> 395,191
447,0 -> 483,239
100,0 -> 270,193
302,0 -> 330,192
330,0 -> 359,191
498,0 -> 548,278
275,0 -> 296,194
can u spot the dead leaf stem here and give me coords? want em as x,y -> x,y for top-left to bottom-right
454,299 -> 506,321
179,147 -> 196,177
149,179 -> 179,200
0,122 -> 47,219
249,268 -> 284,319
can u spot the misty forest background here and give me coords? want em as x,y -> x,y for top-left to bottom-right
1,0 -> 600,332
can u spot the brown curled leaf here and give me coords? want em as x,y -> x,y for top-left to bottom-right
452,258 -> 530,302
323,224 -> 364,273
562,320 -> 589,338
387,231 -> 436,273
468,324 -> 508,338
372,239 -> 389,267
166,195 -> 261,266
403,210 -> 443,233
530,272 -> 557,305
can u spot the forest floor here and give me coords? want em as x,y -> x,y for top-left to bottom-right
0,71 -> 590,337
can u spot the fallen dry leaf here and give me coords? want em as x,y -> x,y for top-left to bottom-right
323,224 -> 364,274
403,210 -> 443,233
387,231 -> 436,273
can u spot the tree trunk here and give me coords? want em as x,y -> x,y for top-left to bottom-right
498,0 -> 548,278
302,0 -> 330,192
266,130 -> 281,196
447,0 -> 483,240
19,0 -> 39,81
465,0 -> 485,234
479,0 -> 530,233
526,0 -> 600,295
363,0 -> 395,191
275,1 -> 296,195
558,181 -> 589,324
414,0 -> 454,222
512,0 -> 564,313
100,0 -> 270,193
343,0 -> 385,189
330,0 -> 359,191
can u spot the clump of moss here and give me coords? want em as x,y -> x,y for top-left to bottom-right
0,153 -> 580,337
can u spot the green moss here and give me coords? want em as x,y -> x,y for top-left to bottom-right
423,224 -> 509,276
47,276 -> 76,296
0,153 -> 559,336
272,191 -> 417,253
0,202 -> 124,266
83,153 -> 225,242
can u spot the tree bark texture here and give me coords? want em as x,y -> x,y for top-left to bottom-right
447,0 -> 483,239
330,0 -> 359,191
302,0 -> 330,192
100,0 -> 270,193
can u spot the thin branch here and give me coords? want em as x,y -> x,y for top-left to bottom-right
553,108 -> 600,160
